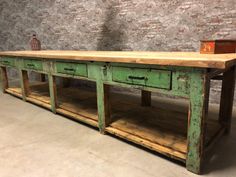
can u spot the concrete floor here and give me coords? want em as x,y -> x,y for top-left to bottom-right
0,93 -> 236,177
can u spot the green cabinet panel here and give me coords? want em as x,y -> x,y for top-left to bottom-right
55,62 -> 87,77
24,59 -> 43,71
1,57 -> 15,67
112,67 -> 172,89
172,72 -> 190,95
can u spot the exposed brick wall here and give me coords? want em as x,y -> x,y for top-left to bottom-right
0,0 -> 236,104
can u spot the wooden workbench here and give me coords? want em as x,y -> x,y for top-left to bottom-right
0,50 -> 236,174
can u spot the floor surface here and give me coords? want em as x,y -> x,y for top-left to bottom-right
0,93 -> 236,177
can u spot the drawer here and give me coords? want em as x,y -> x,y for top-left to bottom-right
1,57 -> 15,67
55,62 -> 87,77
24,59 -> 43,71
112,67 -> 172,89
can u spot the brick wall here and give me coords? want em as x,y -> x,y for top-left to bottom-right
0,0 -> 236,104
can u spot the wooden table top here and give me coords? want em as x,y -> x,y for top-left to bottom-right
0,50 -> 236,69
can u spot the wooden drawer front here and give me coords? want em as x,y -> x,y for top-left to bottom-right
56,62 -> 87,77
1,57 -> 15,66
112,67 -> 171,89
24,59 -> 43,70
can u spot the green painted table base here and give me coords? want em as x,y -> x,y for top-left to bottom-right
0,57 -> 235,175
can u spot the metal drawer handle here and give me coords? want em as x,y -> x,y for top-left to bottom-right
128,76 -> 147,80
27,64 -> 35,67
64,68 -> 75,72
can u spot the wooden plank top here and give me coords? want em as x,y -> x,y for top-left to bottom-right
0,50 -> 236,69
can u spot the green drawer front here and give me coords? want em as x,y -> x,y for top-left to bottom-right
56,62 -> 87,77
1,57 -> 15,66
24,59 -> 43,70
112,67 -> 172,89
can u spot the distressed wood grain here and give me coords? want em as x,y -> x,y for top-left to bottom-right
0,51 -> 236,69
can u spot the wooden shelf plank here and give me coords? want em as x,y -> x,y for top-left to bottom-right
5,87 -> 22,98
4,84 -> 223,163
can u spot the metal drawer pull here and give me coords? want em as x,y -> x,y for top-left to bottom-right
27,64 -> 35,67
128,76 -> 147,80
64,68 -> 75,72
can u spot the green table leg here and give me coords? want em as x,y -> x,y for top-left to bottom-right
96,80 -> 111,133
48,74 -> 57,113
0,67 -> 8,93
19,70 -> 29,101
186,70 -> 209,174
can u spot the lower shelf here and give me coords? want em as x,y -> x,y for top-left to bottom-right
5,87 -> 22,98
106,92 -> 222,162
4,84 -> 223,162
106,122 -> 222,161
56,87 -> 98,127
27,82 -> 51,110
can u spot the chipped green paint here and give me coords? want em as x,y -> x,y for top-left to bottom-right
19,69 -> 27,101
112,66 -> 172,90
96,81 -> 105,132
0,67 -> 3,93
24,59 -> 43,71
172,71 -> 190,95
48,61 -> 57,113
0,57 -> 19,93
96,66 -> 106,133
87,63 -> 103,80
186,69 -> 208,174
48,74 -> 57,113
1,57 -> 16,67
0,56 -> 216,175
55,62 -> 87,77
0,58 -> 193,98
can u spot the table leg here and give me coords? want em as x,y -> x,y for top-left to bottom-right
62,78 -> 70,88
40,74 -> 46,82
97,81 -> 111,133
48,74 -> 57,113
141,90 -> 151,106
186,70 -> 209,174
219,66 -> 236,134
0,67 -> 8,93
20,70 -> 30,101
